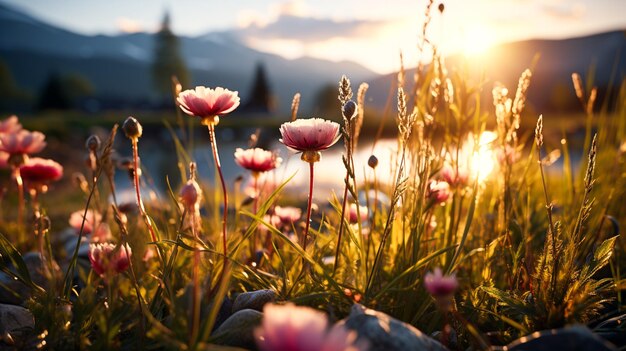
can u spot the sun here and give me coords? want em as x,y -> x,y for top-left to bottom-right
462,25 -> 495,56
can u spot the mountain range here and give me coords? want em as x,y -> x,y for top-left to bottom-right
1,2 -> 624,115
0,2 -> 375,114
366,30 -> 626,115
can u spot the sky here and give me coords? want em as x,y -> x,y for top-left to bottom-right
2,0 -> 625,74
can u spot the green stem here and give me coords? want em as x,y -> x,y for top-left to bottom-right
207,124 -> 229,265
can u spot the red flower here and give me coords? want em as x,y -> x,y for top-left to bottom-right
279,118 -> 341,154
235,148 -> 281,173
424,268 -> 458,297
19,157 -> 63,185
441,163 -> 469,188
348,203 -> 368,224
427,180 -> 450,204
177,86 -> 240,123
0,129 -> 46,155
88,242 -> 132,276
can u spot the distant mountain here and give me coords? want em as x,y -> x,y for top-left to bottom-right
366,30 -> 626,113
0,3 -> 376,114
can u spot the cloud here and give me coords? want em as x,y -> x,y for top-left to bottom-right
116,17 -> 144,33
236,0 -> 310,28
542,3 -> 586,20
238,14 -> 390,42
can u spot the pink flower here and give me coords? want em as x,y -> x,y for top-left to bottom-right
279,118 -> 341,155
496,145 -> 519,164
440,163 -> 468,188
255,303 -> 328,351
258,214 -> 282,233
90,223 -> 113,243
348,203 -> 368,224
177,86 -> 240,123
69,209 -> 102,235
235,148 -> 282,174
321,324 -> 367,351
19,157 -> 63,186
274,206 -> 302,226
179,178 -> 202,212
244,173 -> 277,198
0,129 -> 46,155
255,303 -> 367,351
0,115 -> 22,134
424,267 -> 458,297
88,242 -> 132,276
427,180 -> 450,204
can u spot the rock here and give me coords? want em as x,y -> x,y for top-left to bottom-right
341,304 -> 449,351
210,297 -> 234,331
63,235 -> 90,259
0,273 -> 26,305
431,328 -> 458,350
0,303 -> 34,335
212,309 -> 263,350
232,289 -> 276,314
0,252 -> 47,305
507,325 -> 617,351
53,228 -> 77,249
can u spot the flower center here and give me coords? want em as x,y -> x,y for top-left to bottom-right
301,151 -> 321,163
201,116 -> 220,126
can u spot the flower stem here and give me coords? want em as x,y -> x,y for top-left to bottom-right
252,173 -> 259,261
131,139 -> 159,245
207,124 -> 229,265
190,211 -> 201,347
333,181 -> 349,274
303,161 -> 315,257
12,167 -> 24,237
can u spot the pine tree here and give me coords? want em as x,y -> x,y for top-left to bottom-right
244,62 -> 274,113
152,11 -> 189,99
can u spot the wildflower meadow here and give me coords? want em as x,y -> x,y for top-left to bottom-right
0,2 -> 625,351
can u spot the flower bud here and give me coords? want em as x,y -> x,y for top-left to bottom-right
180,179 -> 202,212
85,135 -> 101,152
368,155 -> 378,169
122,116 -> 143,140
342,100 -> 358,120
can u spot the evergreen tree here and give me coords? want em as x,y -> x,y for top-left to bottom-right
36,73 -> 94,111
37,73 -> 71,111
152,11 -> 189,98
244,62 -> 274,113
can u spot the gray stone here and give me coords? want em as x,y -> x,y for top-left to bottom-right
63,235 -> 90,259
232,289 -> 276,314
0,252 -> 47,305
0,303 -> 34,334
0,273 -> 25,305
212,309 -> 263,350
341,304 -> 449,351
53,228 -> 77,248
507,325 -> 617,351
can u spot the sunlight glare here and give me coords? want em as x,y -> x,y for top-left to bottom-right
462,25 -> 495,56
470,131 -> 497,183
